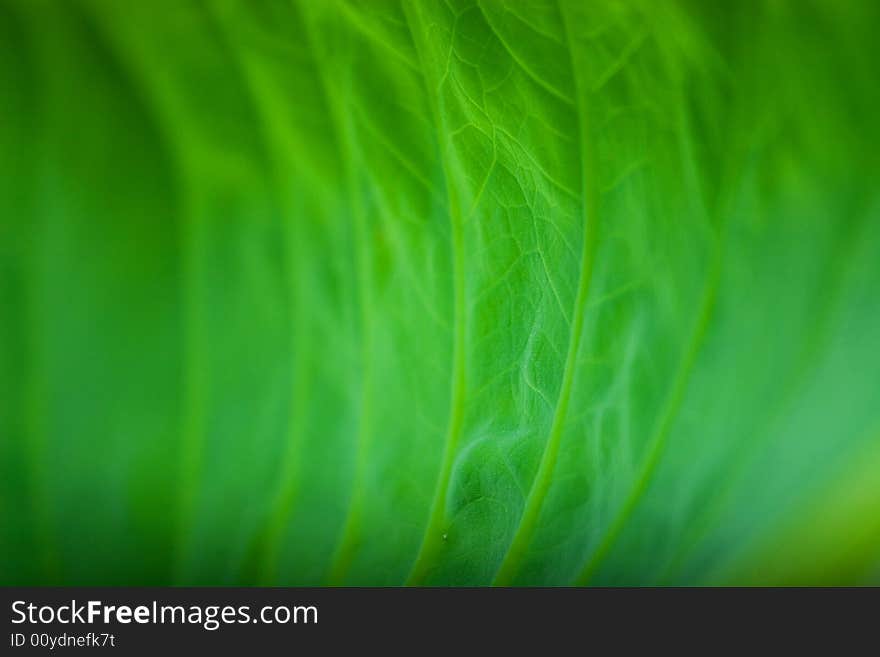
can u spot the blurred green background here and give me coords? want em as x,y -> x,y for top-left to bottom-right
1,0 -> 878,586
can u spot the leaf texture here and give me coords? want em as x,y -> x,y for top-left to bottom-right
1,0 -> 879,585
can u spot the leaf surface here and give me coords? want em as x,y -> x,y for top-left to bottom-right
1,0 -> 878,585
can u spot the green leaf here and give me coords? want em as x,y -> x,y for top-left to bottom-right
1,0 -> 878,586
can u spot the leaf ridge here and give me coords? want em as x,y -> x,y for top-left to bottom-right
575,238 -> 722,585
403,1 -> 469,586
492,0 -> 599,586
200,2 -> 315,585
475,0 -> 575,106
290,8 -> 378,586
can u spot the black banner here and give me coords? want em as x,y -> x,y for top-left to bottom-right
0,587 -> 873,653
